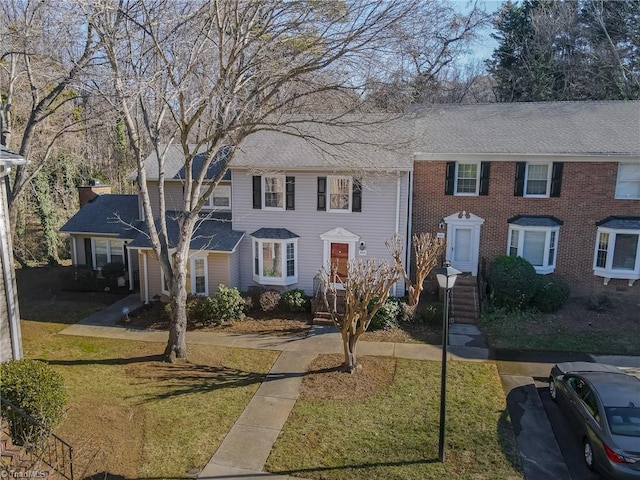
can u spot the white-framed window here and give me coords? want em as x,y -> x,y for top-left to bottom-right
455,163 -> 479,195
328,176 -> 352,212
161,254 -> 209,296
593,228 -> 640,284
191,257 -> 208,295
615,163 -> 640,200
525,163 -> 552,197
252,238 -> 298,285
507,225 -> 559,274
263,176 -> 285,209
202,184 -> 231,210
92,238 -> 125,270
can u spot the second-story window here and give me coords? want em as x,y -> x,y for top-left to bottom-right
615,163 -> 640,199
514,162 -> 564,198
264,176 -> 284,209
252,175 -> 295,210
329,176 -> 351,211
445,161 -> 490,196
202,185 -> 231,210
317,176 -> 362,212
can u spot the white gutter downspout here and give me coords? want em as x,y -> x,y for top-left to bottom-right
143,251 -> 149,304
406,170 -> 414,295
127,245 -> 133,292
0,167 -> 22,359
393,172 -> 401,297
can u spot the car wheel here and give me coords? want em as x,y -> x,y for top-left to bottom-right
549,377 -> 558,402
583,438 -> 595,471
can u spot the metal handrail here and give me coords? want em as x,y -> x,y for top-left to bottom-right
1,396 -> 74,480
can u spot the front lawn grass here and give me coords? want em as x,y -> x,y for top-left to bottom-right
20,320 -> 279,479
479,307 -> 640,355
266,357 -> 523,480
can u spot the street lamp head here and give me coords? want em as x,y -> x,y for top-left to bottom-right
435,261 -> 462,289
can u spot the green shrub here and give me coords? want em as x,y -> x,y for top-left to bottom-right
199,285 -> 245,325
487,255 -> 539,310
260,290 -> 281,313
0,359 -> 67,443
101,262 -> 126,280
418,302 -> 444,327
281,289 -> 309,313
531,277 -> 570,313
370,297 -> 401,331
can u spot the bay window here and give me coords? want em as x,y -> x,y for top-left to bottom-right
507,216 -> 562,274
593,217 -> 640,285
251,228 -> 298,285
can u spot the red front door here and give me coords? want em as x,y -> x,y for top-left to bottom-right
331,242 -> 349,280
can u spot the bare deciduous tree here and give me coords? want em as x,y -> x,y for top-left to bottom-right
1,0 -> 102,230
321,258 -> 400,374
388,232 -> 445,318
91,0 -> 413,362
320,232 -> 443,373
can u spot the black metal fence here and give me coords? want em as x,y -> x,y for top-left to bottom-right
1,396 -> 74,480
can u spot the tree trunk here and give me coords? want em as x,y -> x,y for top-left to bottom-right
164,270 -> 188,362
341,330 -> 361,374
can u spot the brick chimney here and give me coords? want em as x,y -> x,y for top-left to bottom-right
78,179 -> 112,207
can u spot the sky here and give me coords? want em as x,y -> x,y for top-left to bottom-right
456,0 -> 505,62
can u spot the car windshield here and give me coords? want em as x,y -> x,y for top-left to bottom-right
605,407 -> 640,437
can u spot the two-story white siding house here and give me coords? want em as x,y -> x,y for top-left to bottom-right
230,126 -> 413,297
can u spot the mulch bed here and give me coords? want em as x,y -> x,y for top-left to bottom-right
123,300 -> 442,343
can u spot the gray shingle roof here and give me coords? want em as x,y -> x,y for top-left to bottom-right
250,228 -> 299,239
232,116 -> 415,171
413,101 -> 640,156
596,216 -> 640,229
508,215 -> 564,227
60,195 -> 143,239
127,212 -> 244,252
141,145 -> 232,181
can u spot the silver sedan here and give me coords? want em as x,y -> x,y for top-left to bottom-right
549,362 -> 640,480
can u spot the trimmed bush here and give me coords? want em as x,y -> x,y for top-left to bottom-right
199,285 -> 245,325
0,359 -> 67,443
487,255 -> 539,310
101,262 -> 126,280
281,289 -> 309,313
370,297 -> 401,331
260,290 -> 281,313
532,277 -> 570,313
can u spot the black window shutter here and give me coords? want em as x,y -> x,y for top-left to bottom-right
286,176 -> 295,210
550,162 -> 564,197
252,176 -> 262,209
445,162 -> 456,195
352,178 -> 362,212
514,162 -> 526,197
317,177 -> 326,211
479,162 -> 490,196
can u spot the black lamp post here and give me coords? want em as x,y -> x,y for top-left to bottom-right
435,261 -> 460,463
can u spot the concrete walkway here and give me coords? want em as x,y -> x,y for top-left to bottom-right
59,305 -> 639,480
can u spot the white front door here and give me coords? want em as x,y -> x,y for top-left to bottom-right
444,212 -> 485,275
451,226 -> 473,272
